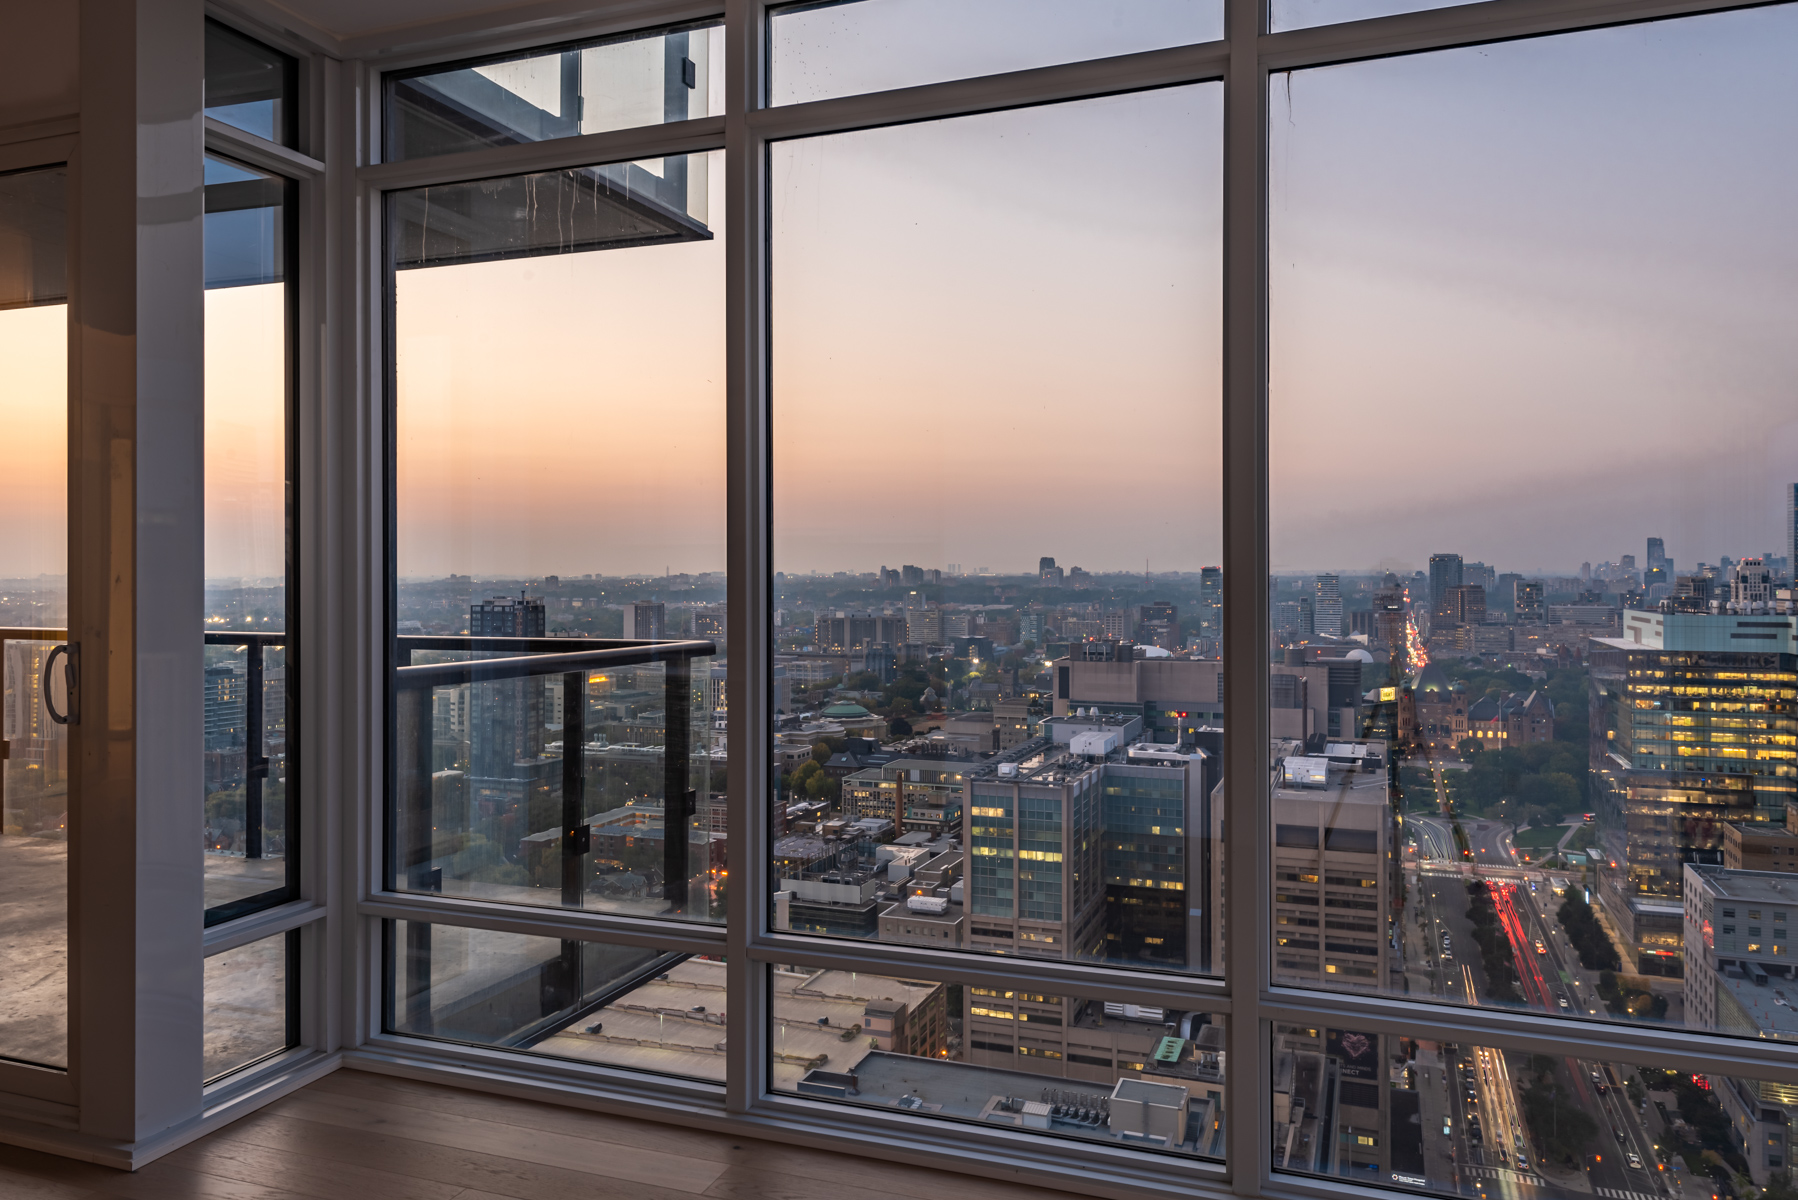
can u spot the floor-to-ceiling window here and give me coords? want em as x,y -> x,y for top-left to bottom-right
200,19 -> 306,1086
0,162 -> 70,1074
378,20 -> 733,1068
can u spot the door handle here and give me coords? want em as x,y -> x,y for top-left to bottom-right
42,642 -> 77,726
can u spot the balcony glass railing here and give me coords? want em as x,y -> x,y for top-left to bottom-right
391,634 -> 722,922
204,630 -> 291,922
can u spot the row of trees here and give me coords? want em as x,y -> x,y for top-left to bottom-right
1558,888 -> 1622,971
1466,880 -> 1522,1003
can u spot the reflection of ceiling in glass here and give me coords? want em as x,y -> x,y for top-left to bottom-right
391,161 -> 711,270
0,166 -> 66,310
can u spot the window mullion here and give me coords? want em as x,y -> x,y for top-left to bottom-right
1223,0 -> 1272,1192
724,0 -> 772,1118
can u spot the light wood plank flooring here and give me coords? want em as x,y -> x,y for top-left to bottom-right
0,1069 -> 1096,1199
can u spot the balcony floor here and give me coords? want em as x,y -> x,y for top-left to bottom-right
0,1069 -> 1092,1199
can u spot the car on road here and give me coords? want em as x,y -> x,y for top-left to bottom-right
1628,1152 -> 1644,1170
1558,995 -> 1570,1009
1536,939 -> 1547,954
1615,1129 -> 1627,1144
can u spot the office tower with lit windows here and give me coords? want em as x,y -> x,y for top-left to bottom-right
1099,743 -> 1218,971
1270,749 -> 1394,992
1514,578 -> 1545,622
966,749 -> 1105,960
1590,610 -> 1798,974
1438,583 -> 1485,629
1137,601 -> 1178,650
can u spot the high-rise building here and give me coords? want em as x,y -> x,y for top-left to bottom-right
203,663 -> 247,751
1100,743 -> 1218,971
1137,601 -> 1178,650
1648,536 -> 1668,571
1682,863 -> 1798,1187
1198,566 -> 1222,642
468,595 -> 552,825
903,592 -> 942,645
1733,557 -> 1774,605
1312,574 -> 1343,639
814,610 -> 906,653
1440,583 -> 1485,629
1590,611 -> 1798,974
965,750 -> 1105,960
1788,484 -> 1798,581
1371,574 -> 1406,664
1039,556 -> 1065,587
1514,579 -> 1544,623
1428,553 -> 1464,624
1270,748 -> 1394,991
620,601 -> 665,640
900,564 -> 925,586
472,594 -> 546,638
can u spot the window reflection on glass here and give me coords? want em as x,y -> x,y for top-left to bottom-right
769,0 -> 1222,105
385,22 -> 723,162
204,930 -> 296,1082
388,152 -> 726,924
1273,1028 -> 1781,1199
770,88 -> 1223,974
1268,6 -> 1798,1036
0,163 -> 69,1070
204,154 -> 295,924
204,20 -> 297,146
385,920 -> 722,1080
771,968 -> 1224,1159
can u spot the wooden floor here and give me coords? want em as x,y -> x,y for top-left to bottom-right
0,1068 -> 1094,1199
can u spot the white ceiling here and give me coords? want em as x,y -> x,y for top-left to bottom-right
243,0 -> 706,59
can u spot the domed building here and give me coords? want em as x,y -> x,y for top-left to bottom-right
819,700 -> 883,739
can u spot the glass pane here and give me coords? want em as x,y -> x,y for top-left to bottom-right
204,930 -> 295,1082
771,87 -> 1223,974
204,154 -> 295,923
1269,6 -> 1798,1034
385,22 -> 723,162
389,151 -> 725,924
1269,0 -> 1481,32
385,920 -> 721,1079
0,164 -> 68,1070
205,20 -> 297,146
769,0 -> 1223,105
772,968 -> 1224,1159
1275,1027 -> 1796,1200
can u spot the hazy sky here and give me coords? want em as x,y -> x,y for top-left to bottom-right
395,152 -> 726,579
1270,5 -> 1798,577
773,85 -> 1225,577
17,7 -> 1797,589
206,283 -> 286,583
771,0 -> 1222,104
0,304 -> 63,583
